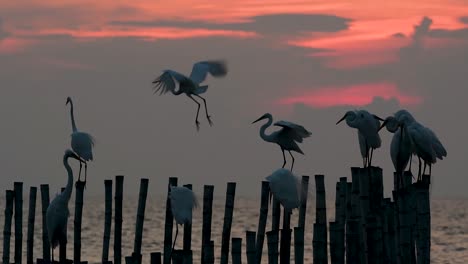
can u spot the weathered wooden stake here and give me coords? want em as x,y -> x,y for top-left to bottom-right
27,186 -> 37,264
201,185 -> 214,264
163,177 -> 178,264
313,174 -> 328,264
293,227 -> 304,264
183,184 -> 193,253
246,231 -> 257,264
416,175 -> 431,264
59,187 -> 67,263
221,182 -> 236,264
329,221 -> 338,264
279,209 -> 292,264
151,252 -> 162,264
335,178 -> 347,264
266,231 -> 279,264
231,238 -> 242,264
74,181 -> 86,264
132,178 -> 149,263
14,182 -> 23,264
365,215 -> 383,264
2,190 -> 14,264
102,180 -> 113,263
39,184 -> 51,262
255,181 -> 269,264
271,197 -> 281,232
394,188 -> 411,264
114,175 -> 124,264
203,241 -> 215,264
345,219 -> 360,264
298,176 -> 309,228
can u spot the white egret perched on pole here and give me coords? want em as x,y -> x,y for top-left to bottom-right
266,168 -> 301,212
252,113 -> 312,171
336,110 -> 384,167
169,185 -> 198,258
66,97 -> 95,185
152,60 -> 228,130
46,149 -> 85,262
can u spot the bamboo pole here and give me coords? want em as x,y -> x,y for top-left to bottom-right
220,182 -> 236,264
74,181 -> 86,264
2,190 -> 14,264
102,180 -> 113,263
329,222 -> 338,264
266,231 -> 279,264
203,241 -> 215,264
393,188 -> 411,264
183,184 -> 193,253
365,215 -> 382,264
298,176 -> 309,228
114,175 -> 125,264
201,185 -> 214,264
336,178 -> 347,264
416,174 -> 431,264
59,187 -> 67,263
255,181 -> 269,264
231,238 -> 242,264
39,184 -> 51,262
350,167 -> 365,263
313,174 -> 328,264
151,252 -> 162,264
280,209 -> 292,264
271,197 -> 281,232
163,177 -> 178,264
358,168 -> 370,264
132,178 -> 149,263
14,182 -> 23,264
345,219 -> 360,264
293,227 -> 304,264
27,187 -> 37,264
246,231 -> 257,264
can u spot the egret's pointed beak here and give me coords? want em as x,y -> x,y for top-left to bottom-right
252,116 -> 264,124
66,98 -> 71,105
378,119 -> 388,132
336,114 -> 347,125
373,115 -> 385,121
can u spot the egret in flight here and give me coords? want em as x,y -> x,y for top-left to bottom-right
336,110 -> 383,167
46,149 -> 85,262
152,60 -> 228,130
66,97 -> 95,184
252,113 -> 312,171
169,185 -> 198,258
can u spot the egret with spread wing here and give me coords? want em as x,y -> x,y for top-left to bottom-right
252,113 -> 312,171
337,110 -> 383,167
46,149 -> 85,262
66,97 -> 95,185
152,60 -> 228,130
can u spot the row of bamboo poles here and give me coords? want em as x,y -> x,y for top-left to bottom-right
1,167 -> 431,264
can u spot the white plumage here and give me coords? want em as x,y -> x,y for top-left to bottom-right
252,113 -> 312,171
266,168 -> 301,212
46,149 -> 83,262
152,60 -> 228,130
66,97 -> 95,183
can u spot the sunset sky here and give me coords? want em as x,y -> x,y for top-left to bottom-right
0,1 -> 467,198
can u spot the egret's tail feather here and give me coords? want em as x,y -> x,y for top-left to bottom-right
195,85 -> 208,94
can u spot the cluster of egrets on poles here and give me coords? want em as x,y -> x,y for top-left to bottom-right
47,59 -> 446,260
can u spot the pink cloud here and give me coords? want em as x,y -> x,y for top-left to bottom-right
277,82 -> 423,108
0,37 -> 33,54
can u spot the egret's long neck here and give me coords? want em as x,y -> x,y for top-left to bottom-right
62,156 -> 74,201
68,101 -> 77,132
259,116 -> 275,142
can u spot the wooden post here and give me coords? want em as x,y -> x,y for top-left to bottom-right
313,174 -> 328,264
416,175 -> 431,264
201,185 -> 214,264
151,252 -> 162,264
14,182 -> 23,264
203,241 -> 215,264
280,209 -> 292,264
255,181 -> 269,264
231,238 -> 242,264
246,231 -> 257,264
221,182 -> 236,264
74,181 -> 86,264
365,215 -> 383,264
39,184 -> 51,262
293,227 -> 304,264
336,178 -> 347,264
298,176 -> 309,228
183,184 -> 193,253
2,190 -> 14,264
132,178 -> 149,263
393,188 -> 411,264
102,180 -> 113,263
358,168 -> 371,264
171,250 -> 183,264
115,175 -> 124,264
27,187 -> 37,264
345,219 -> 360,264
329,222 -> 338,264
163,177 -> 178,264
59,187 -> 67,263
266,231 -> 279,264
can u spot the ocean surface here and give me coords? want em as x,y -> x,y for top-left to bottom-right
0,195 -> 467,263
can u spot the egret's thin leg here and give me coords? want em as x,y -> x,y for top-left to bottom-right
422,162 -> 427,181
78,161 -> 83,182
84,163 -> 88,188
288,151 -> 295,171
187,95 -> 201,130
363,158 -> 366,168
369,148 -> 374,168
429,164 -> 432,177
365,142 -> 369,168
195,94 -> 212,126
418,157 -> 422,181
281,148 -> 286,168
170,224 -> 179,261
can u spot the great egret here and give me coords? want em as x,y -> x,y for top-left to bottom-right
46,149 -> 84,262
379,116 -> 412,188
66,97 -> 95,184
252,113 -> 312,171
169,185 -> 198,258
266,168 -> 301,212
337,110 -> 383,167
152,60 -> 228,130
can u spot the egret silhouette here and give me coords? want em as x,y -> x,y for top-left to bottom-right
152,60 -> 228,130
169,185 -> 198,259
46,149 -> 84,262
66,97 -> 95,184
337,110 -> 383,167
252,113 -> 312,171
266,168 -> 301,212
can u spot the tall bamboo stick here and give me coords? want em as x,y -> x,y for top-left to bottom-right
246,231 -> 257,264
163,177 -> 178,264
183,184 -> 193,253
151,252 -> 162,264
74,181 -> 86,264
266,231 -> 279,264
132,178 -> 149,263
14,182 -> 23,264
2,190 -> 14,264
293,227 -> 304,264
313,174 -> 328,264
255,181 -> 269,264
40,184 -> 51,262
27,187 -> 37,264
201,185 -> 214,264
114,175 -> 124,264
102,180 -> 113,263
231,238 -> 242,264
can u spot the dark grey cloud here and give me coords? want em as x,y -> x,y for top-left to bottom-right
111,13 -> 351,34
460,16 -> 468,24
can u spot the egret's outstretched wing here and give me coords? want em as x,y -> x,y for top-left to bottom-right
71,132 -> 95,161
425,127 -> 447,159
189,60 -> 227,84
274,121 -> 312,143
152,70 -> 186,95
407,125 -> 436,163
